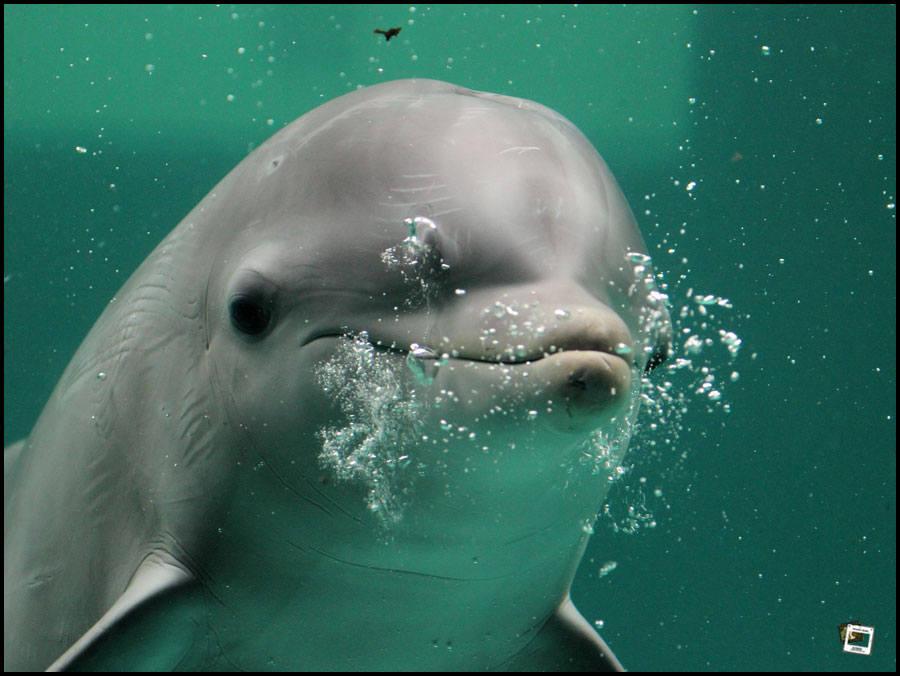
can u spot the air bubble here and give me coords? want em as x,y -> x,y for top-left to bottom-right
406,343 -> 448,385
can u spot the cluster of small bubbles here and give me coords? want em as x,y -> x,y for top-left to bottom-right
683,334 -> 705,355
668,287 -> 743,413
526,321 -> 547,339
601,485 -> 659,534
477,326 -> 501,357
315,331 -> 423,525
597,560 -> 618,578
694,293 -> 732,313
625,252 -> 672,365
575,368 -> 644,489
380,216 -> 447,309
601,259 -> 744,534
695,369 -> 722,401
719,330 -> 742,357
580,430 -> 621,478
487,300 -> 523,319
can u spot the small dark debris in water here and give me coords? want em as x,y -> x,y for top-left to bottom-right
374,27 -> 401,42
731,151 -> 743,163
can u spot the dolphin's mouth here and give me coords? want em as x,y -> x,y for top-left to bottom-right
304,331 -> 633,368
306,330 -> 636,423
299,285 -> 670,375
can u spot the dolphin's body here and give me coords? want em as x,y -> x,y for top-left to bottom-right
4,79 -> 670,671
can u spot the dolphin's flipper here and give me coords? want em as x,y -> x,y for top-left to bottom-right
506,597 -> 625,672
47,556 -> 204,671
4,439 -> 26,497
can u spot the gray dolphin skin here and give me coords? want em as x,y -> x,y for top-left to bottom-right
4,79 -> 671,671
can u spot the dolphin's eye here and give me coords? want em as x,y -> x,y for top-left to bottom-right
230,295 -> 272,336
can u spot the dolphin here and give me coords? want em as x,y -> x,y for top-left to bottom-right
4,78 -> 671,671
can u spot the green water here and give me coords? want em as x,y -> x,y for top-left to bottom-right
4,4 -> 895,671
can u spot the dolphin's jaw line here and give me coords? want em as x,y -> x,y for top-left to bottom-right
302,331 -> 634,368
306,331 -> 634,430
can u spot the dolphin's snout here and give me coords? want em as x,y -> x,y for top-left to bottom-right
411,290 -> 638,432
431,286 -> 638,369
531,348 -> 632,420
530,308 -> 637,366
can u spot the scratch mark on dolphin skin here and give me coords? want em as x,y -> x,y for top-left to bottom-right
387,185 -> 450,194
498,146 -> 542,156
298,543 -> 519,583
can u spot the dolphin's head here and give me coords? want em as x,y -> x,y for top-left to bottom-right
201,80 -> 670,574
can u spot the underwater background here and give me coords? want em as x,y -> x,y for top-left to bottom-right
4,4 -> 895,671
